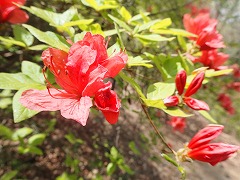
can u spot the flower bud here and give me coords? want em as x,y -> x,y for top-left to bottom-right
175,70 -> 187,95
184,71 -> 205,97
163,95 -> 179,107
184,97 -> 209,111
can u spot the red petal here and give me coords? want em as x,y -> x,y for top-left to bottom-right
184,97 -> 209,110
163,95 -> 179,107
188,143 -> 240,166
184,72 -> 205,97
7,9 -> 28,24
188,124 -> 224,149
175,70 -> 187,95
94,86 -> 121,124
60,96 -> 92,126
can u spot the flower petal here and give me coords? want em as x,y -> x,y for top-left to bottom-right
175,70 -> 187,95
7,9 -> 29,24
60,96 -> 92,126
184,72 -> 205,97
184,97 -> 209,111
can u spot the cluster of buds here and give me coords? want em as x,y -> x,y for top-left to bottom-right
176,125 -> 240,166
163,70 -> 209,111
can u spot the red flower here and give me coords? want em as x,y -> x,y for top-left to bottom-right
0,0 -> 28,24
168,116 -> 186,132
183,13 -> 225,51
217,93 -> 235,115
20,32 -> 127,126
185,4 -> 209,16
231,64 -> 240,78
227,82 -> 240,92
195,49 -> 229,69
176,125 -> 240,166
164,70 -> 209,111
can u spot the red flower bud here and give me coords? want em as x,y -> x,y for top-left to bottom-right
163,95 -> 179,107
184,97 -> 209,111
175,70 -> 187,95
184,72 -> 205,97
188,124 -> 224,149
188,143 -> 240,166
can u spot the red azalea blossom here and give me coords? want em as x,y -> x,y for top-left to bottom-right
168,116 -> 186,133
227,82 -> 240,92
195,49 -> 229,69
217,93 -> 235,115
164,70 -> 209,111
177,125 -> 240,166
20,32 -> 128,126
0,0 -> 29,24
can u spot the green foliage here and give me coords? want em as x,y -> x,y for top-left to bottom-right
13,25 -> 34,47
147,82 -> 175,100
0,170 -> 18,180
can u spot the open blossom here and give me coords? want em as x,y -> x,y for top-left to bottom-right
164,70 -> 209,111
167,116 -> 186,133
217,93 -> 235,115
194,49 -> 229,69
0,0 -> 29,24
20,32 -> 127,126
176,125 -> 240,166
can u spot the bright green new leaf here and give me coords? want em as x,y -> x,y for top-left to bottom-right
129,12 -> 150,23
142,98 -> 166,109
63,19 -> 94,27
0,73 -> 38,90
205,69 -> 233,77
137,19 -> 163,33
81,0 -> 118,11
106,162 -> 117,176
134,34 -> 175,42
151,28 -> 197,37
128,141 -> 141,155
0,36 -> 26,47
21,61 -> 45,84
0,170 -> 18,180
127,56 -> 153,68
150,18 -> 172,30
198,110 -> 218,124
0,124 -> 13,139
28,44 -> 49,51
147,82 -> 175,100
12,127 -> 33,140
110,146 -> 119,160
104,28 -> 125,36
162,107 -> 193,117
23,24 -> 70,52
12,88 -> 40,123
21,146 -> 43,155
28,133 -> 46,146
108,14 -> 132,32
13,25 -> 34,46
119,6 -> 132,22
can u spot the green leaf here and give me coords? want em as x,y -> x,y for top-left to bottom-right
0,73 -> 38,90
28,133 -> 46,146
198,110 -> 217,124
108,14 -> 132,32
12,89 -> 39,123
0,170 -> 18,180
128,141 -> 141,155
104,28 -> 125,36
147,82 -> 175,100
142,99 -> 166,109
65,133 -> 84,144
0,124 -> 13,140
0,36 -> 26,47
151,28 -> 197,37
13,25 -> 34,46
106,162 -> 117,176
21,61 -> 45,84
150,18 -> 172,29
129,12 -> 150,22
22,146 -> 43,155
119,164 -> 134,175
0,98 -> 12,109
119,6 -> 132,22
127,56 -> 153,68
28,44 -> 49,51
137,19 -> 162,33
110,146 -> 119,160
134,34 -> 175,42
22,6 -> 77,26
23,24 -> 70,52
12,127 -> 33,140
63,19 -> 94,27
205,69 -> 233,77
162,107 -> 193,117
81,0 -> 118,11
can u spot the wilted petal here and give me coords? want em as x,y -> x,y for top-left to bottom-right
184,97 -> 209,111
94,86 -> 121,124
188,143 -> 240,166
20,88 -> 65,111
60,96 -> 92,126
188,124 -> 224,149
184,72 -> 205,97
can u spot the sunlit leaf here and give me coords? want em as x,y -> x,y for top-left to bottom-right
0,125 -> 13,140
151,28 -> 197,37
28,133 -> 46,146
119,6 -> 132,22
0,170 -> 18,180
162,107 -> 193,117
147,82 -> 175,100
127,56 -> 153,68
198,110 -> 218,124
0,36 -> 26,47
13,25 -> 34,46
108,14 -> 132,32
134,34 -> 175,42
12,127 -> 33,140
150,18 -> 172,30
142,98 -> 166,109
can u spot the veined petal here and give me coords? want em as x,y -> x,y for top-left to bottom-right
188,124 -> 224,149
184,97 -> 210,111
94,86 -> 121,124
60,96 -> 92,126
20,89 -> 65,111
188,143 -> 240,166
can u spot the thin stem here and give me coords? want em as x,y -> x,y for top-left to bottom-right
141,103 -> 175,154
